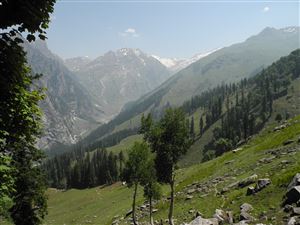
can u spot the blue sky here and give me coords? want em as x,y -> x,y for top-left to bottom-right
46,0 -> 299,59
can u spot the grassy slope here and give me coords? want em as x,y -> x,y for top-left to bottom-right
42,114 -> 300,225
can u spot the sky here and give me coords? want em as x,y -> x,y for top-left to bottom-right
46,0 -> 300,59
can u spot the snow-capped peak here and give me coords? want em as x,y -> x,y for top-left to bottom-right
151,55 -> 184,68
152,48 -> 221,73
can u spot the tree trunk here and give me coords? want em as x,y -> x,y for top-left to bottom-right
149,196 -> 154,225
168,179 -> 175,225
132,183 -> 138,225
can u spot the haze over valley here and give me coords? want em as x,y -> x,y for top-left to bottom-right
1,1 -> 299,225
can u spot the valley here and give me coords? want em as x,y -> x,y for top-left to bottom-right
0,2 -> 299,224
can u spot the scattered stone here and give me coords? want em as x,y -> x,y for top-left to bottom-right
189,209 -> 195,214
293,207 -> 300,215
283,139 -> 294,146
213,209 -> 228,222
240,203 -> 253,213
188,216 -> 219,225
238,174 -> 258,188
225,160 -> 235,165
240,211 -> 255,222
287,216 -> 300,225
288,174 -> 300,191
246,186 -> 256,196
273,124 -> 286,132
284,204 -> 293,213
187,189 -> 197,194
233,148 -> 243,153
233,221 -> 248,225
259,156 -> 276,164
256,178 -> 271,190
286,186 -> 300,204
281,160 -> 291,165
186,195 -> 193,200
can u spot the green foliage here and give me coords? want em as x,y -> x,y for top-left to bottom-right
0,1 -> 56,224
0,153 -> 14,218
0,0 -> 56,41
122,141 -> 151,187
143,108 -> 190,183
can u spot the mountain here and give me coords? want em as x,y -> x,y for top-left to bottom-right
77,26 -> 300,148
64,56 -> 92,72
24,44 -> 174,151
24,41 -> 104,151
152,48 -> 220,73
66,48 -> 171,121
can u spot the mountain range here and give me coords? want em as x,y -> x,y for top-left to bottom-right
24,26 -> 299,151
77,26 -> 299,149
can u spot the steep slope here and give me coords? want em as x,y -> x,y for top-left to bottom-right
78,26 -> 299,148
67,48 -> 171,120
64,56 -> 92,72
158,26 -> 299,107
24,41 -> 104,151
42,115 -> 300,225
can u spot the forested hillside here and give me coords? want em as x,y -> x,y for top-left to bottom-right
44,49 -> 300,190
59,27 -> 299,155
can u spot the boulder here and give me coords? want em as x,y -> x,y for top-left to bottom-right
240,211 -> 255,222
246,186 -> 256,196
287,216 -> 300,225
186,195 -> 194,200
293,207 -> 300,215
256,178 -> 271,190
213,209 -> 228,222
286,186 -> 300,204
288,174 -> 300,191
240,203 -> 253,213
238,174 -> 258,188
188,216 -> 219,225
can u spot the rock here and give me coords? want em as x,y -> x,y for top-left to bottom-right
240,211 -> 255,222
195,211 -> 203,218
189,209 -> 196,214
259,156 -> 276,164
288,174 -> 300,191
188,216 -> 219,225
240,203 -> 253,213
293,207 -> 300,215
284,204 -> 293,212
287,216 -> 300,225
283,139 -> 294,145
246,186 -> 256,195
225,160 -> 235,165
256,178 -> 271,190
213,209 -> 228,222
186,195 -> 193,200
187,189 -> 197,194
234,221 -> 248,225
286,186 -> 300,204
273,124 -> 286,132
238,174 -> 258,188
233,148 -> 243,153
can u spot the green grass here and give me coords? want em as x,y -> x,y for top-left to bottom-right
106,134 -> 143,154
39,114 -> 300,225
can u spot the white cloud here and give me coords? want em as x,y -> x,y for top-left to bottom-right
125,28 -> 136,34
119,28 -> 140,38
263,6 -> 270,13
